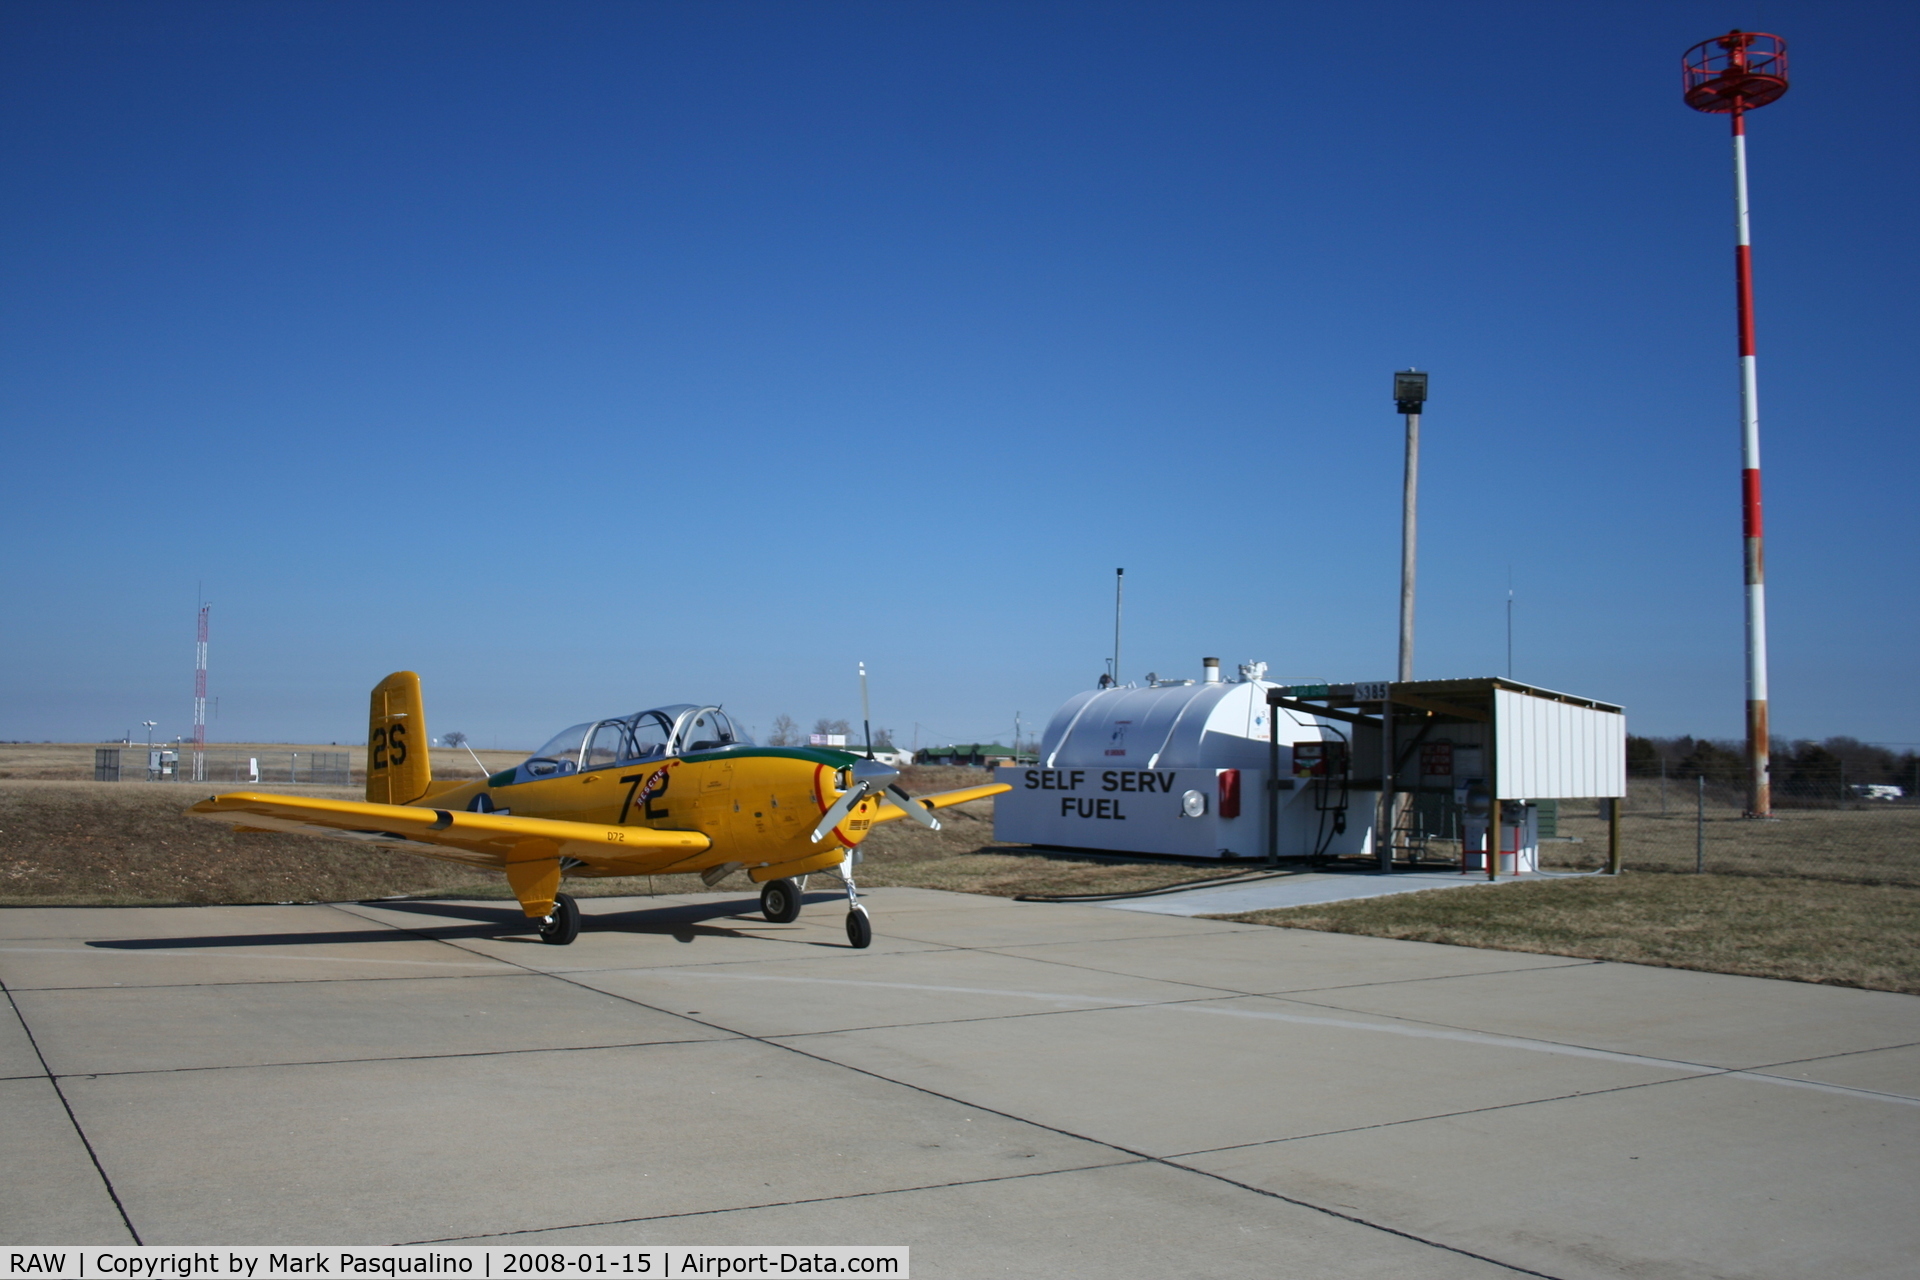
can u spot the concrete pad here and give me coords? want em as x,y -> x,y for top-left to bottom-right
0,995 -> 44,1079
572,946 -> 1227,1038
1749,1043 -> 1920,1097
846,887 -> 1031,914
1288,960 -> 1920,1069
16,973 -> 735,1076
868,901 -> 1266,950
0,1077 -> 134,1244
0,903 -> 424,941
64,1038 -> 1127,1244
1179,1072 -> 1920,1280
791,995 -> 1699,1156
1105,868 -> 1552,916
467,1160 -> 1519,1278
983,926 -> 1592,996
0,926 -> 519,989
337,897 -> 952,972
3,890 -> 1913,1272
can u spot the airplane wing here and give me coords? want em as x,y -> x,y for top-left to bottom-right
188,791 -> 711,873
871,781 -> 1011,827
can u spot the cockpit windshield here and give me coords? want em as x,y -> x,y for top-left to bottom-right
517,706 -> 750,780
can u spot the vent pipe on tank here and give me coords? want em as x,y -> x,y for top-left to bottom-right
1202,657 -> 1221,683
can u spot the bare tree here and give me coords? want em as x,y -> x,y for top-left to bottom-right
768,714 -> 799,747
812,717 -> 852,743
442,731 -> 468,749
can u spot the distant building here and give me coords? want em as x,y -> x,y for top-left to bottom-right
1850,784 -> 1905,801
915,743 -> 1034,768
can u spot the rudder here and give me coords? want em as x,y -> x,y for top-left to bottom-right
367,671 -> 431,804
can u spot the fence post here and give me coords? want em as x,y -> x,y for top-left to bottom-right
1606,798 -> 1621,875
1696,775 -> 1706,873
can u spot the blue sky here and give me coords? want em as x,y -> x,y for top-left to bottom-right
2,0 -> 1914,751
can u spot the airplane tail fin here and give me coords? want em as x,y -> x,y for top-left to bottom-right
367,671 -> 431,804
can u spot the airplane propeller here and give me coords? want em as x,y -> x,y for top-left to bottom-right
810,759 -> 941,843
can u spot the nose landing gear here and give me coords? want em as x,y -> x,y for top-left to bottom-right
841,851 -> 872,949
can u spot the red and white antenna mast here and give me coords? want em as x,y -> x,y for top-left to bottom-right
1684,30 -> 1789,819
193,602 -> 210,781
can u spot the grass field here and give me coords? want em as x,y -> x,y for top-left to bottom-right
1213,874 -> 1920,995
2,766 -> 1914,995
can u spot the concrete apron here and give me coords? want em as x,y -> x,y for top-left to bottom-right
1,887 -> 1915,1280
1093,867 -> 1565,916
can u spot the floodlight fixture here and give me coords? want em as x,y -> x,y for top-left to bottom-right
1394,370 -> 1428,415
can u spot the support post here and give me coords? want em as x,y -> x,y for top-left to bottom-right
1696,775 -> 1706,873
1608,797 -> 1623,875
1399,413 -> 1418,683
1377,694 -> 1394,873
1266,701 -> 1280,868
1487,798 -> 1501,882
1486,726 -> 1499,880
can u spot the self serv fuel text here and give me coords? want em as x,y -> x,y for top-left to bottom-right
1022,769 -> 1179,820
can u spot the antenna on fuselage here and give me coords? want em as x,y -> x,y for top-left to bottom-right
859,661 -> 874,759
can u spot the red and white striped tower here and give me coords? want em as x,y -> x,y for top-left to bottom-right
1684,31 -> 1789,819
193,603 -> 209,782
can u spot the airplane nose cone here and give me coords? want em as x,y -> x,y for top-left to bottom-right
850,759 -> 900,786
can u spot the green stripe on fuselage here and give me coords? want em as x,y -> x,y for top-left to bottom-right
488,745 -> 862,788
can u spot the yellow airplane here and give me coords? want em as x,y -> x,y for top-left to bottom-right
190,672 -> 1009,946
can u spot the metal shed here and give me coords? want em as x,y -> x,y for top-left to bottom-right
1268,677 -> 1627,874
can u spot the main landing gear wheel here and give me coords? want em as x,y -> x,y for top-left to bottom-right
845,908 -> 873,949
539,892 -> 580,946
760,878 -> 803,924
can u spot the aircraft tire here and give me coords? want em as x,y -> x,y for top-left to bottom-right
539,893 -> 581,946
760,878 -> 803,924
845,908 -> 873,949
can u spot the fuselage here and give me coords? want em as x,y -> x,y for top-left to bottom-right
410,747 -> 880,876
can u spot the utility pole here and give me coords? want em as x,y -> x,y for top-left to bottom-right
1112,568 -> 1125,687
1393,371 -> 1427,683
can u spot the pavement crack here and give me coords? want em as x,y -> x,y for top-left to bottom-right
404,1160 -> 1148,1243
1,977 -> 143,1244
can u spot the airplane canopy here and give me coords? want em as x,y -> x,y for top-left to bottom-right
524,705 -> 750,776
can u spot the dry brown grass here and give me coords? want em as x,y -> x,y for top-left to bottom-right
1545,782 -> 1920,887
0,780 -> 508,906
0,768 -> 1248,907
1213,873 -> 1920,994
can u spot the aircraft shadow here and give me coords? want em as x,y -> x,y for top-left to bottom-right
86,893 -> 848,952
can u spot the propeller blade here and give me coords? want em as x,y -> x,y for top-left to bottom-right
885,784 -> 941,831
810,781 -> 871,843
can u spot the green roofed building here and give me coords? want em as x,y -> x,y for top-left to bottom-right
915,743 -> 1035,767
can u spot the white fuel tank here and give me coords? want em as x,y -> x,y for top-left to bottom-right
993,677 -> 1373,859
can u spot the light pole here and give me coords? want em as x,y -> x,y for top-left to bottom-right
1393,371 -> 1427,683
142,721 -> 157,781
1684,30 -> 1789,818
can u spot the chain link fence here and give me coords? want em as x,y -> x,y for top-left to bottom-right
93,748 -> 351,786
1545,777 -> 1920,887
